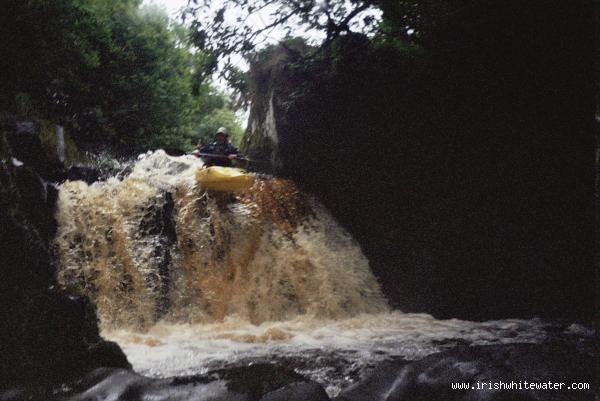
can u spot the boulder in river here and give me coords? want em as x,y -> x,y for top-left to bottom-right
260,381 -> 330,401
63,363 -> 329,401
334,343 -> 597,401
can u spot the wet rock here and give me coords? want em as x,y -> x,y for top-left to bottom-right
66,369 -> 157,401
65,364 -> 328,401
88,340 -> 131,370
137,191 -> 177,319
14,120 -> 36,134
66,158 -> 134,183
261,382 -> 330,401
335,344 -> 597,401
171,363 -> 310,400
13,164 -> 57,241
0,388 -> 28,401
66,165 -> 102,183
66,162 -> 134,183
5,128 -> 65,182
332,359 -> 408,401
212,363 -> 308,399
0,128 -> 131,390
161,147 -> 187,156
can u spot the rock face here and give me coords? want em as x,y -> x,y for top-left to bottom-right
242,7 -> 594,322
241,39 -> 313,171
335,343 -> 597,401
0,121 -> 130,392
4,123 -> 65,182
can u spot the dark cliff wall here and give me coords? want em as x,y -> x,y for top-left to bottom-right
241,40 -> 314,170
0,118 -> 130,390
242,4 -> 595,321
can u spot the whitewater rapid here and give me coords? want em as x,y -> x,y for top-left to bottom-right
53,150 -> 567,397
55,151 -> 388,330
103,312 -> 558,396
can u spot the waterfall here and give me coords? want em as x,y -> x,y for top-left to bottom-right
52,151 -> 554,396
54,151 -> 388,331
55,125 -> 65,163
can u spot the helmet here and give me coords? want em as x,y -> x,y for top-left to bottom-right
216,127 -> 228,136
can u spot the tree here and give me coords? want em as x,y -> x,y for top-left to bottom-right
0,0 -> 105,118
0,0 -> 243,153
83,4 -> 200,149
184,0 -> 384,85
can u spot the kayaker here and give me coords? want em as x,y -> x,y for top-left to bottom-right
193,127 -> 242,167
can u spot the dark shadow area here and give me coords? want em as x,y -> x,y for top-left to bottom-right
246,2 -> 595,321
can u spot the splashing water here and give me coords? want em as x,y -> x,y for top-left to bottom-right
54,150 -> 558,396
55,150 -> 388,330
105,312 -> 557,396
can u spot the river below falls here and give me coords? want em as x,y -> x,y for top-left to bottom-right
103,311 -> 589,397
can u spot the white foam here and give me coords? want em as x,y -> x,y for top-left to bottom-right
104,311 -> 549,395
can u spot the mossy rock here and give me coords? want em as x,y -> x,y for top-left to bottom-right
38,121 -> 81,164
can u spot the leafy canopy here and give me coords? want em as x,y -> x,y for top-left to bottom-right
184,0 -> 383,85
0,0 -> 243,153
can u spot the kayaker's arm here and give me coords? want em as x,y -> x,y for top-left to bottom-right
227,145 -> 243,160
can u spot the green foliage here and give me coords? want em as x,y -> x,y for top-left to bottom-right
86,5 -> 199,149
184,0 -> 437,92
186,0 -> 380,88
0,0 -> 242,153
0,0 -> 97,115
196,108 -> 245,147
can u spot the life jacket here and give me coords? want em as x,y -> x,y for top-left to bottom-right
199,142 -> 240,166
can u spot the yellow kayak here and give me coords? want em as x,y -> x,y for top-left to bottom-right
195,166 -> 255,192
